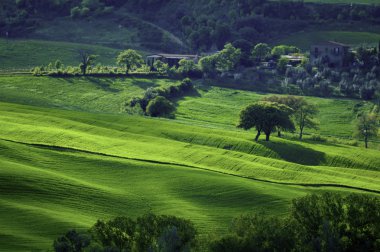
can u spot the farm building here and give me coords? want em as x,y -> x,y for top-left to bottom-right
146,53 -> 199,67
310,41 -> 350,68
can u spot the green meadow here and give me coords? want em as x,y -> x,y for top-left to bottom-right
0,39 -> 120,70
0,76 -> 379,251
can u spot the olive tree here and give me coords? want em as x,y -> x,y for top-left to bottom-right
262,96 -> 319,139
79,50 -> 96,75
116,49 -> 143,74
355,113 -> 378,148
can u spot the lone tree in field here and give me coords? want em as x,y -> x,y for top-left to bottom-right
296,101 -> 319,140
238,101 -> 294,141
117,49 -> 143,74
355,113 -> 378,148
262,96 -> 319,139
79,50 -> 96,75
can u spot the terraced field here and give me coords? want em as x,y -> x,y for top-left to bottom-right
0,76 -> 379,251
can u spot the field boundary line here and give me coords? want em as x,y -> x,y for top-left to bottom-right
1,137 -> 380,195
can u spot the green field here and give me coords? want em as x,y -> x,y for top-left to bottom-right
0,76 -> 380,251
0,39 -> 121,70
276,31 -> 380,51
0,76 -> 373,138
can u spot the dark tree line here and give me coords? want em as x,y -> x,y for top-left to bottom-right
210,193 -> 380,252
52,193 -> 380,252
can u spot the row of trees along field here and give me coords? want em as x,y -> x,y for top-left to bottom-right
32,41 -> 380,102
52,193 -> 380,252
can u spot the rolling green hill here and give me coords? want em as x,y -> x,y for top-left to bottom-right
0,76 -> 379,251
0,76 -> 373,139
0,101 -> 379,251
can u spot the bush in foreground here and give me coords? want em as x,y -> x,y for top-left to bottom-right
210,193 -> 380,252
53,214 -> 197,252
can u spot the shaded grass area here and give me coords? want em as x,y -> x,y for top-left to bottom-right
275,31 -> 380,51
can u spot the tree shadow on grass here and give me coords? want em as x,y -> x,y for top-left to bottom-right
87,77 -> 120,92
260,140 -> 327,166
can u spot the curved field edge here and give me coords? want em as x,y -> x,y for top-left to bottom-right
1,102 -> 379,192
0,137 -> 376,251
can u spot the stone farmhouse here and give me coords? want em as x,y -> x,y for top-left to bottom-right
310,41 -> 350,67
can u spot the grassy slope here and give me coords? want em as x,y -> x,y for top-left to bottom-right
275,31 -> 380,51
0,39 -> 121,70
0,76 -> 178,112
1,101 -> 380,251
0,76 -> 373,138
176,86 -> 373,138
0,137 -> 316,251
0,76 -> 379,250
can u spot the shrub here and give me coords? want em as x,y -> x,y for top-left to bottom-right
146,96 -> 175,118
211,193 -> 380,252
53,214 -> 197,252
178,78 -> 194,93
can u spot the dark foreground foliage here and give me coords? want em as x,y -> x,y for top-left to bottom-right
54,213 -> 197,252
210,193 -> 380,252
53,193 -> 380,252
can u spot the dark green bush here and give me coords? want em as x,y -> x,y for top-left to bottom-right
53,214 -> 197,252
211,193 -> 380,252
146,96 -> 175,118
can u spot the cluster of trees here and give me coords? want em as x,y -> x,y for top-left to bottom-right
238,95 -> 379,148
53,213 -> 197,252
32,49 -> 145,76
70,0 -> 114,18
128,78 -> 195,118
231,42 -> 380,100
238,96 -> 318,141
52,193 -> 380,252
210,193 -> 380,252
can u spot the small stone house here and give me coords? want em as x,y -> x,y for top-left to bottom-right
310,41 -> 350,67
